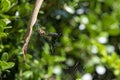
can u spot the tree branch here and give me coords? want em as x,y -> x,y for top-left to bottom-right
22,0 -> 44,62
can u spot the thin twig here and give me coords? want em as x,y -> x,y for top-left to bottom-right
22,0 -> 44,62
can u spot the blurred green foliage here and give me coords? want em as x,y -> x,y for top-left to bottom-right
0,0 -> 120,80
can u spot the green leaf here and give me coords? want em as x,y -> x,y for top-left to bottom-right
1,52 -> 9,61
0,20 -> 6,32
0,61 -> 14,71
0,33 -> 7,38
1,0 -> 11,12
43,43 -> 50,54
54,56 -> 66,62
23,71 -> 33,78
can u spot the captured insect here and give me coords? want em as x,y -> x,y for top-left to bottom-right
38,28 -> 59,37
38,28 -> 61,54
38,28 -> 61,44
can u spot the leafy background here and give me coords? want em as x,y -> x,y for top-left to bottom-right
0,0 -> 120,80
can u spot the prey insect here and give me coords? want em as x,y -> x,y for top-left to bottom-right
38,28 -> 61,54
38,28 -> 59,37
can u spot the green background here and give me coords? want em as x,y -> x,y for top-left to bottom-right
0,0 -> 120,80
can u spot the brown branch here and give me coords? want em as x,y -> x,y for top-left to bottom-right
22,0 -> 44,62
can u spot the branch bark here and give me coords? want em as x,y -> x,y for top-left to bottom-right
22,0 -> 44,62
